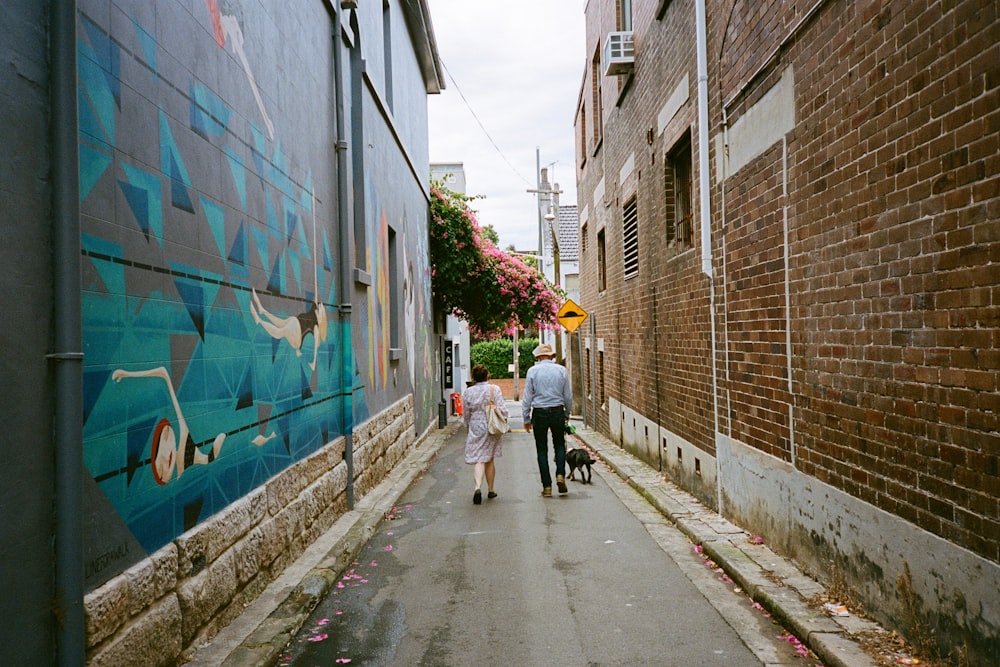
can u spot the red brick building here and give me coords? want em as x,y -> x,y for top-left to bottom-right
574,1 -> 998,662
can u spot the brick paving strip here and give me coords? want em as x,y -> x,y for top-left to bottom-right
187,412 -> 883,667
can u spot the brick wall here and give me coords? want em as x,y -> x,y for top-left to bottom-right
577,0 -> 718,454
783,0 -> 999,561
576,0 -> 998,659
579,0 -> 998,564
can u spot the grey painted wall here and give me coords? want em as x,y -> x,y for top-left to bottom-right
0,2 -> 440,663
0,1 -> 57,663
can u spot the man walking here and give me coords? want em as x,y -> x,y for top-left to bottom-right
522,343 -> 572,497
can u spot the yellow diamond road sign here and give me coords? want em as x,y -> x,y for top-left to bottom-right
557,299 -> 588,334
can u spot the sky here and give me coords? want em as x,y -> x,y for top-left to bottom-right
426,1 -> 587,253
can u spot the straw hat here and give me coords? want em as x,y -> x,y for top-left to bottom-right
532,343 -> 555,358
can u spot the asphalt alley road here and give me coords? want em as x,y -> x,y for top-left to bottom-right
280,409 -> 812,666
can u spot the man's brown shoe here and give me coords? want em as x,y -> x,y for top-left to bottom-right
541,487 -> 552,497
556,475 -> 568,494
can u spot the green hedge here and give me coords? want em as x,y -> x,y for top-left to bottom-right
470,338 -> 539,379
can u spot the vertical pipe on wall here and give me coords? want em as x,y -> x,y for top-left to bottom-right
782,137 -> 795,466
49,0 -> 85,663
695,0 -> 712,280
589,315 -> 597,431
720,108 -> 732,432
695,0 -> 722,512
335,0 -> 356,509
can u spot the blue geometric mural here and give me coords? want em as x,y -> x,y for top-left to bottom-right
77,3 -> 362,565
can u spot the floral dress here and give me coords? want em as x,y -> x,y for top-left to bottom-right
462,382 -> 508,463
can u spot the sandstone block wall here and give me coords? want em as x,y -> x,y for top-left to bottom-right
84,397 -> 417,666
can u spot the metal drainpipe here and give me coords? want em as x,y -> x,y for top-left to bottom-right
335,0 -> 356,509
695,0 -> 723,512
49,0 -> 85,663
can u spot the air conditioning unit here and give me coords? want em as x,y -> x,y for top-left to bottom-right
604,31 -> 634,76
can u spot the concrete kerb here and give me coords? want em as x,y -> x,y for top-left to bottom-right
191,419 -> 462,667
569,424 -> 879,667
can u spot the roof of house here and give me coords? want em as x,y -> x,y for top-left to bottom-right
544,204 -> 579,262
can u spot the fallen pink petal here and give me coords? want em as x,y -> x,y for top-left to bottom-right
335,659 -> 352,664
317,618 -> 330,626
335,609 -> 344,615
306,633 -> 328,642
385,544 -> 393,551
370,560 -> 378,567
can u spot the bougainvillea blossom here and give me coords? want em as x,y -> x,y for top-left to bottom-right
429,185 -> 563,339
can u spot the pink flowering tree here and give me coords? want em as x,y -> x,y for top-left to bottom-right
430,185 -> 563,339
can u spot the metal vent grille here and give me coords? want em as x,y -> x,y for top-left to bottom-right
623,197 -> 639,280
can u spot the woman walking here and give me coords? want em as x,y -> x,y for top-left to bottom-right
462,365 -> 508,504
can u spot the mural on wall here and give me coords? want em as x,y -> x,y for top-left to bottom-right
406,218 -> 437,423
360,189 -> 436,427
367,204 -> 391,392
77,1 -> 361,582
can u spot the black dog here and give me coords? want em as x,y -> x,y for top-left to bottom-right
566,448 -> 595,484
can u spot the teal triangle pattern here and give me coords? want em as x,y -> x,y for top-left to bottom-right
284,201 -> 298,243
80,15 -> 121,109
121,163 -> 163,244
77,46 -> 116,146
266,254 -> 284,294
287,249 -> 302,293
229,222 -> 249,266
224,145 -> 248,210
170,154 -> 195,213
160,110 -> 194,213
251,226 -> 269,275
174,278 -> 206,339
190,82 -> 231,139
119,181 -> 151,241
269,142 -> 294,198
251,124 -> 267,184
80,143 -> 112,202
133,19 -> 158,76
201,196 -> 226,259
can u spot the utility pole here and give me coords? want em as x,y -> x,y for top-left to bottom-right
527,165 -> 563,359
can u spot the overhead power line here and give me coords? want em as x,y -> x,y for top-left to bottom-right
439,59 -> 533,187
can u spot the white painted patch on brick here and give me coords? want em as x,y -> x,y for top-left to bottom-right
619,152 -> 635,186
593,177 -> 605,209
657,73 -> 689,135
715,66 -> 795,183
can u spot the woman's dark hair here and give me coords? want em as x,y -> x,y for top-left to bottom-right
471,364 -> 490,382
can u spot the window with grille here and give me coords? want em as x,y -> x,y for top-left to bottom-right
597,228 -> 607,292
622,195 -> 639,280
666,133 -> 692,245
591,48 -> 603,146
